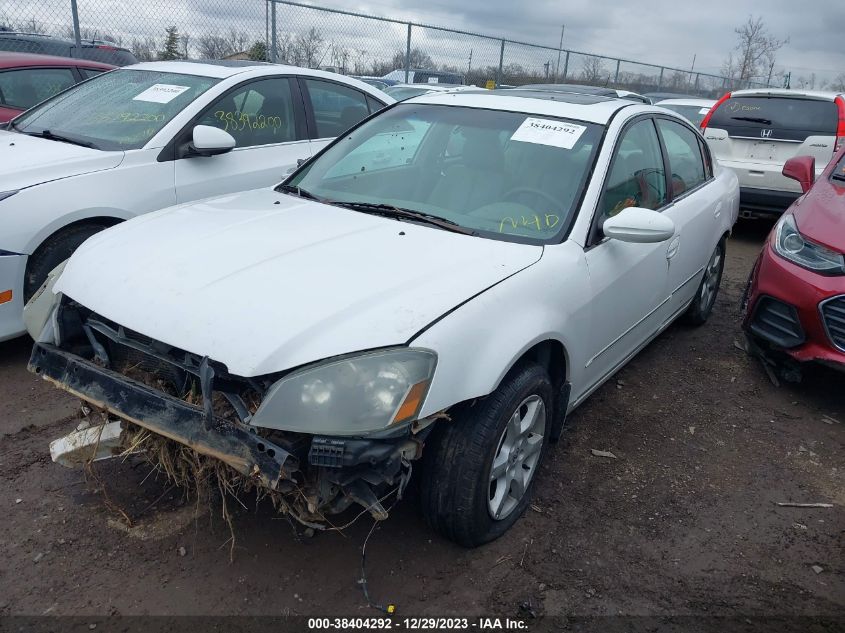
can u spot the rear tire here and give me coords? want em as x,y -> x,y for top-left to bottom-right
682,238 -> 725,326
24,224 -> 109,302
419,362 -> 552,547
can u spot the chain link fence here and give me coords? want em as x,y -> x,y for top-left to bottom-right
0,0 -> 768,96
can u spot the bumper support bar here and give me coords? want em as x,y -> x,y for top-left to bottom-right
29,343 -> 298,489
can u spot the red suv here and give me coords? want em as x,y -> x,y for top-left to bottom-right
0,52 -> 114,122
742,145 -> 845,373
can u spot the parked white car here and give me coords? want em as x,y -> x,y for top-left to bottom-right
701,88 -> 844,218
385,83 -> 474,101
28,90 -> 738,546
655,97 -> 716,126
0,60 -> 392,341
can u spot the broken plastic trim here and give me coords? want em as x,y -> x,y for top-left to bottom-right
29,342 -> 298,489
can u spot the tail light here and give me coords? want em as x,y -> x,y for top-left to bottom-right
700,92 -> 731,132
96,45 -> 117,51
835,95 -> 845,152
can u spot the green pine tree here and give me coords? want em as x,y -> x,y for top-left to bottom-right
158,26 -> 182,60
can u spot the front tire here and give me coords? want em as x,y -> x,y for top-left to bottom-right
419,362 -> 553,547
683,238 -> 725,326
24,224 -> 109,301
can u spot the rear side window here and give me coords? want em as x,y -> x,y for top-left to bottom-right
304,79 -> 369,139
708,96 -> 838,141
656,119 -> 708,196
0,67 -> 76,109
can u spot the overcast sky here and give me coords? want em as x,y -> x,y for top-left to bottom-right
343,0 -> 845,83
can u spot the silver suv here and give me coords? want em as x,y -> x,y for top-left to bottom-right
701,89 -> 844,218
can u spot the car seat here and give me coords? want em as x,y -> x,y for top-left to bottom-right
428,128 -> 505,211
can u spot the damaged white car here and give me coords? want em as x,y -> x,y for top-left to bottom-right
27,90 -> 738,546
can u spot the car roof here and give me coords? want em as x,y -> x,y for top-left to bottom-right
122,61 -> 394,95
0,51 -> 114,69
656,98 -> 715,107
731,88 -> 843,101
404,89 -> 633,124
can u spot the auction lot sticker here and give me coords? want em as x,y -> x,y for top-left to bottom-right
511,117 -> 586,149
133,84 -> 191,103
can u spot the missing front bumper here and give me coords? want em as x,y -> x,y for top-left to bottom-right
29,342 -> 298,490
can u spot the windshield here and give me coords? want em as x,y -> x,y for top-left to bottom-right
13,69 -> 218,151
284,103 -> 603,243
660,104 -> 711,126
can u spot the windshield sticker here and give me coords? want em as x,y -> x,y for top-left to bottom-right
132,84 -> 191,104
511,118 -> 586,149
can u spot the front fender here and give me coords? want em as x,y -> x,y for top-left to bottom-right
412,242 -> 592,417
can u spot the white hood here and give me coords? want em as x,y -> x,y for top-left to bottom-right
0,130 -> 124,191
56,188 -> 543,376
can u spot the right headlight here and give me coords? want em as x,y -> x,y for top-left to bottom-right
251,348 -> 437,436
774,214 -> 845,275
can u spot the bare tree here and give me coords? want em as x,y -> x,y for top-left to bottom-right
721,15 -> 786,84
131,36 -> 158,62
580,56 -> 607,84
391,47 -> 434,71
294,27 -> 324,68
197,29 -> 249,59
63,25 -> 121,44
831,73 -> 845,93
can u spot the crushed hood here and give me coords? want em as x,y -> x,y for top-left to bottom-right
57,188 -> 543,376
0,130 -> 124,191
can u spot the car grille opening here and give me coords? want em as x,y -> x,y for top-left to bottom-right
750,296 -> 805,349
821,296 -> 845,352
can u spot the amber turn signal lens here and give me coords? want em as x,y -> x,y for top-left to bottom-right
392,380 -> 430,424
0,289 -> 12,305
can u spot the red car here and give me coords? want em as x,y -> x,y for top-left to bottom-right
0,52 -> 114,122
742,145 -> 845,373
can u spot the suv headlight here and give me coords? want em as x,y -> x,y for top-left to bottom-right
251,348 -> 437,436
0,190 -> 19,202
774,214 -> 845,275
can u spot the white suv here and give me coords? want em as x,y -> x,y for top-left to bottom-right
701,89 -> 845,218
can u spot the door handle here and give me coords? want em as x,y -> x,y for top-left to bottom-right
666,236 -> 680,260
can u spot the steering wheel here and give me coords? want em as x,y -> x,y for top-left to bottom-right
503,187 -> 560,211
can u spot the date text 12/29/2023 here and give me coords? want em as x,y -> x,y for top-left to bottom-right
307,617 -> 528,630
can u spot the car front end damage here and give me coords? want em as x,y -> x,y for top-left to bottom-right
29,296 -> 443,528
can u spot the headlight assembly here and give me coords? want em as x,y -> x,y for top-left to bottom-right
0,190 -> 19,203
774,214 -> 845,275
251,348 -> 437,436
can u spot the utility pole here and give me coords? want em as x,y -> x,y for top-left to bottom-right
467,48 -> 472,76
554,24 -> 565,83
689,53 -> 696,87
766,61 -> 775,88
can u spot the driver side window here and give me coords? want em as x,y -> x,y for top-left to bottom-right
600,119 -> 667,225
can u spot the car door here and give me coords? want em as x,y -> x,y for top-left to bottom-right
655,117 -> 721,318
300,78 -> 382,154
582,117 -> 673,389
173,76 -> 310,204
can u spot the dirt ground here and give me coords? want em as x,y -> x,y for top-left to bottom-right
0,222 -> 842,621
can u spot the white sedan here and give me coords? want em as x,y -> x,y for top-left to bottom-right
28,90 -> 738,546
0,60 -> 392,341
655,97 -> 716,127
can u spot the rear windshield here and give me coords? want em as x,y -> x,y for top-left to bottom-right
708,96 -> 838,140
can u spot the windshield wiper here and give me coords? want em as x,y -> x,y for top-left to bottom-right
731,116 -> 773,125
332,201 -> 475,235
276,183 -> 324,202
25,129 -> 97,149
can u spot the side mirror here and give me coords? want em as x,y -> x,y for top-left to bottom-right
602,206 -> 675,244
782,156 -> 815,194
190,125 -> 236,157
